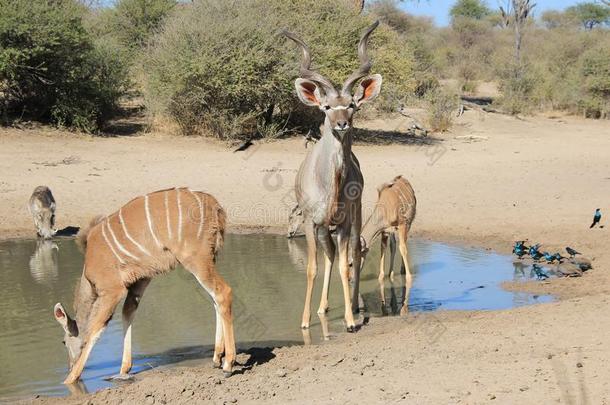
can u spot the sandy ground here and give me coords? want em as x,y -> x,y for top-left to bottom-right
3,109 -> 610,404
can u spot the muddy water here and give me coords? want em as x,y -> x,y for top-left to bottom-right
0,235 -> 551,399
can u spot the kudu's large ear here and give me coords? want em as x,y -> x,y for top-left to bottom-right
353,74 -> 383,107
54,303 -> 78,336
295,78 -> 323,107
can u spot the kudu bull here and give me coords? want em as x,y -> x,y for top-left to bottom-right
284,21 -> 383,331
53,188 -> 235,384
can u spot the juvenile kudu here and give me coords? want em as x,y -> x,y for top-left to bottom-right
284,22 -> 383,331
361,175 -> 416,315
53,187 -> 235,384
29,186 -> 56,239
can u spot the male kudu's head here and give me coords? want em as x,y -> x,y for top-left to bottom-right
283,21 -> 382,137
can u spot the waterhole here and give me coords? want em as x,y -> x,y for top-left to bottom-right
0,235 -> 552,398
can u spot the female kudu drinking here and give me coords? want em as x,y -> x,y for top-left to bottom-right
53,187 -> 235,384
361,175 -> 416,315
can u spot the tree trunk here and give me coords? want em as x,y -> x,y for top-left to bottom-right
514,22 -> 522,66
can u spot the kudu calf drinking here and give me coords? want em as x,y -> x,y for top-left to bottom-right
53,187 -> 235,384
29,186 -> 56,239
284,22 -> 382,331
361,175 -> 416,315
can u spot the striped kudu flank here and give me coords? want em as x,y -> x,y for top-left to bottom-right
53,187 -> 234,384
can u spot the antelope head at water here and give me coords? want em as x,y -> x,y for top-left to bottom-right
283,21 -> 383,137
29,186 -> 57,239
53,303 -> 83,371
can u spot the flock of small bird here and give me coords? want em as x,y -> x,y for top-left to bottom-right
510,208 -> 602,279
512,241 -> 593,278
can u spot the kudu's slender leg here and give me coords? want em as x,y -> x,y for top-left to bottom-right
302,328 -> 312,346
389,234 -> 397,281
301,221 -> 318,329
120,277 -> 151,375
185,256 -> 236,376
350,217 -> 363,314
397,224 -> 412,316
317,227 -> 335,314
64,288 -> 125,384
378,233 -> 388,308
318,313 -> 331,340
337,228 -> 356,331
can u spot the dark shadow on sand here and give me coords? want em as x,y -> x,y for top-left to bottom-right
351,127 -> 442,146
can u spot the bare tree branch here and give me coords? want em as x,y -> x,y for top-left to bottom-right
500,0 -> 536,66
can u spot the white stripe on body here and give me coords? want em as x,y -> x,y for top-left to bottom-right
102,221 -> 125,264
119,208 -> 151,256
164,191 -> 173,240
145,195 -> 163,248
188,189 -> 205,239
176,189 -> 183,242
106,218 -> 139,261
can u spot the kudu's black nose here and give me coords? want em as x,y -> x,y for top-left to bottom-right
337,121 -> 348,130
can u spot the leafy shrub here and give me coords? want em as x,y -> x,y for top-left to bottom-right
495,60 -> 541,115
105,0 -> 176,56
566,2 -> 610,30
369,0 -> 438,103
143,0 -> 416,139
425,88 -> 459,131
450,0 -> 492,22
578,44 -> 610,118
0,0 -> 129,131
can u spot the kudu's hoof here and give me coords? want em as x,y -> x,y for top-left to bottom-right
63,376 -> 79,385
346,325 -> 356,333
223,370 -> 233,378
105,373 -> 134,382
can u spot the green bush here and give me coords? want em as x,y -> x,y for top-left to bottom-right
426,88 -> 459,131
566,2 -> 610,30
579,44 -> 610,118
105,0 -> 176,57
143,0 -> 416,139
369,0 -> 437,102
496,69 -> 539,115
450,0 -> 492,22
500,27 -> 610,117
0,0 -> 129,131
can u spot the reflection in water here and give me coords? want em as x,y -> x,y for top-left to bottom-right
65,381 -> 88,396
287,239 -> 307,269
29,240 -> 59,283
0,235 -> 553,400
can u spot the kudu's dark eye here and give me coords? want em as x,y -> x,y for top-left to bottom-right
324,105 -> 331,110
348,102 -> 356,109
62,340 -> 66,345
